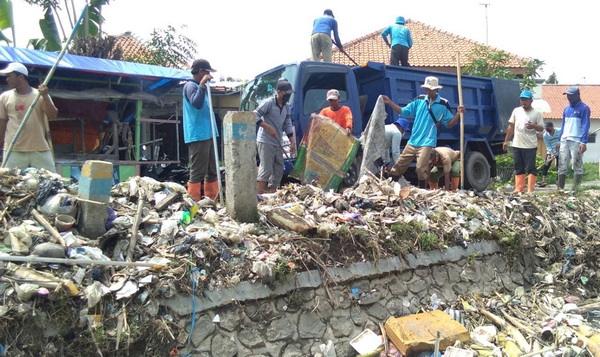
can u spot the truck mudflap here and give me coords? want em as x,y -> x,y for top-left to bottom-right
464,151 -> 491,191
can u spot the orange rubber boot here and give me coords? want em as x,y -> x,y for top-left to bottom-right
187,182 -> 201,201
451,177 -> 460,191
527,174 -> 537,193
203,180 -> 220,202
512,174 -> 526,193
429,182 -> 439,190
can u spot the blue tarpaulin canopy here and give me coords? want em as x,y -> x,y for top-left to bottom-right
0,46 -> 192,95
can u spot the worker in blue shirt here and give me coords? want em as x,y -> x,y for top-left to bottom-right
311,9 -> 343,63
381,16 -> 413,67
383,76 -> 464,188
557,86 -> 591,189
537,122 -> 561,187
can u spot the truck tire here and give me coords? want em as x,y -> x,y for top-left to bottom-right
465,151 -> 490,191
342,154 -> 363,188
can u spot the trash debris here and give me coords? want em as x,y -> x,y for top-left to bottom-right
0,167 -> 599,355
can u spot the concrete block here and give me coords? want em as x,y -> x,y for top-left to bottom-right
77,160 -> 112,239
223,112 -> 258,223
384,310 -> 471,356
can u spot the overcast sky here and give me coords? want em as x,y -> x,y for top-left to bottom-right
7,0 -> 600,84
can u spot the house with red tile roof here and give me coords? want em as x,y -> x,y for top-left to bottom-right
331,19 -> 529,75
541,85 -> 600,163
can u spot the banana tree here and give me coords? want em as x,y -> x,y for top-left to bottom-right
0,0 -> 14,44
0,0 -> 110,51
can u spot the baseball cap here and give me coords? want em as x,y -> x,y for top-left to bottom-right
324,9 -> 334,17
394,117 -> 411,132
326,89 -> 340,100
191,59 -> 216,74
395,16 -> 405,24
563,86 -> 580,95
0,62 -> 28,76
276,80 -> 294,94
519,90 -> 533,99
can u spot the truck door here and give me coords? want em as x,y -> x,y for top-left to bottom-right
294,63 -> 361,141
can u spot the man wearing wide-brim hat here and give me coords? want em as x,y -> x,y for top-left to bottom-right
382,76 -> 464,189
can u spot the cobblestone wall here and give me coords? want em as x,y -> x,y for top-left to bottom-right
160,242 -> 536,357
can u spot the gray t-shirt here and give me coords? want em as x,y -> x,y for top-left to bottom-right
255,97 -> 294,146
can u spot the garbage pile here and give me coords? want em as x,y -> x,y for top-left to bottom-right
0,167 -> 599,355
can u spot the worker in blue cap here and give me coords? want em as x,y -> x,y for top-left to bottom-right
503,89 -> 544,193
381,16 -> 413,66
557,86 -> 591,189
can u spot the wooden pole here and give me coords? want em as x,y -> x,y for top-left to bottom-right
456,52 -> 465,190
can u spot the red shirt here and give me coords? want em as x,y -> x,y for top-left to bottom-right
319,105 -> 353,130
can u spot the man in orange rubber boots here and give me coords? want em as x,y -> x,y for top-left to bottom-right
502,90 -> 544,193
182,59 -> 219,202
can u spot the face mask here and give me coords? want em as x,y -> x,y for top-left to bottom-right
282,94 -> 292,104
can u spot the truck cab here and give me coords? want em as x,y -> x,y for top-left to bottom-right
240,61 -> 520,190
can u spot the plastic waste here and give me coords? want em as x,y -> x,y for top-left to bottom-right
68,246 -> 111,261
85,281 -> 110,308
38,193 -> 77,217
430,293 -> 442,310
8,225 -> 32,255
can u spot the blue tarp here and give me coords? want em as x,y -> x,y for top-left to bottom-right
0,46 -> 192,94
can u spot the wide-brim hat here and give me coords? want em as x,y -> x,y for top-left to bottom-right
420,76 -> 443,90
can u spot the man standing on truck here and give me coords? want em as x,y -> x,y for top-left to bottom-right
0,62 -> 58,173
428,147 -> 461,191
319,89 -> 353,134
557,86 -> 590,189
381,16 -> 413,67
382,76 -> 464,189
502,90 -> 544,193
311,9 -> 343,63
255,80 -> 296,194
183,59 -> 219,202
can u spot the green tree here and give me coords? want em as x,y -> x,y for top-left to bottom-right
546,72 -> 558,84
123,25 -> 197,69
463,44 -> 545,91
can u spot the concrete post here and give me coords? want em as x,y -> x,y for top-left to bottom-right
223,112 -> 258,223
77,160 -> 113,238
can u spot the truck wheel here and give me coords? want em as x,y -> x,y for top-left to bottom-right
342,154 -> 363,188
465,151 -> 490,191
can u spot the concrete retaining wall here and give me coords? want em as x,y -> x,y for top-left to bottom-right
159,242 -> 535,357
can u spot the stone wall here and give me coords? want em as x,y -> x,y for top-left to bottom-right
160,242 -> 535,357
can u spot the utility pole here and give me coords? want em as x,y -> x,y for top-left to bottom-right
479,3 -> 490,45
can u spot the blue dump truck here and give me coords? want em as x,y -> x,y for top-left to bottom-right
240,61 -> 519,191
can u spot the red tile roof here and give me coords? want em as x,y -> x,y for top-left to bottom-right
542,85 -> 600,120
331,19 -> 528,74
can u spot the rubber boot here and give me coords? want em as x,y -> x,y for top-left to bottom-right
187,182 -> 201,202
527,174 -> 537,193
451,177 -> 460,191
428,182 -> 438,190
557,175 -> 566,189
512,174 -> 526,193
203,180 -> 219,202
418,180 -> 427,189
574,174 -> 583,188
